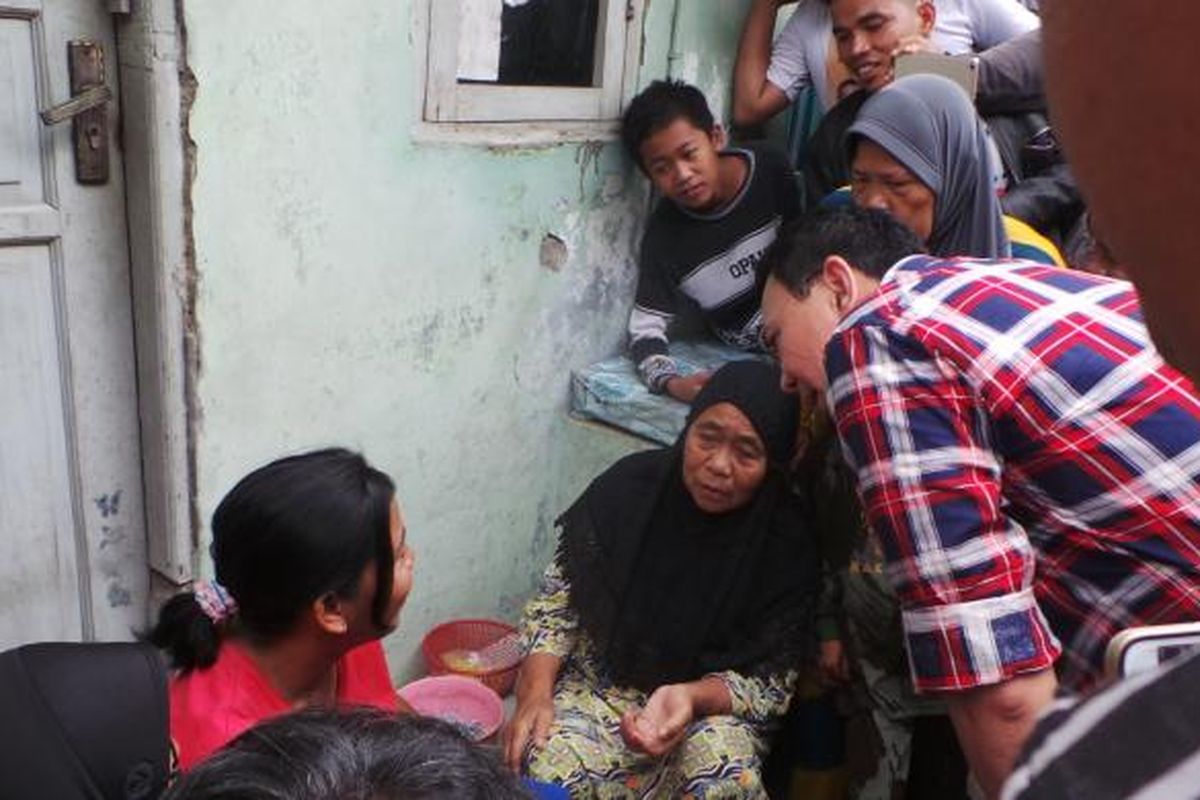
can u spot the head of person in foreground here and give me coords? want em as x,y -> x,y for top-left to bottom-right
162,707 -> 533,800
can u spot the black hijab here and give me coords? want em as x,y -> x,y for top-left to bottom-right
0,642 -> 170,800
558,360 -> 819,691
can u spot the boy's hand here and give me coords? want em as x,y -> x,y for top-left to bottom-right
665,372 -> 712,404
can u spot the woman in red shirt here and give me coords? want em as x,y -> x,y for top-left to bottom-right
148,448 -> 415,770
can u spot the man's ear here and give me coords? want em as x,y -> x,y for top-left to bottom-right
821,255 -> 861,314
916,1 -> 936,36
312,593 -> 349,635
711,123 -> 728,151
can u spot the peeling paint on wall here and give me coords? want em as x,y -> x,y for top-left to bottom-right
538,234 -> 568,272
575,141 -> 604,202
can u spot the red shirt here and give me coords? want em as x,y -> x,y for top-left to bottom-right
170,639 -> 397,769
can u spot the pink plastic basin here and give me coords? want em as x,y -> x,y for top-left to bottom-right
397,674 -> 504,742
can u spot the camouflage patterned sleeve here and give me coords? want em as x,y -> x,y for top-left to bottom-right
519,560 -> 580,659
711,668 -> 798,726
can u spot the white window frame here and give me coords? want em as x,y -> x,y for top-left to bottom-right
423,0 -> 641,125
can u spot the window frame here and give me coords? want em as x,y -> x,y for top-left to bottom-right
423,0 -> 641,124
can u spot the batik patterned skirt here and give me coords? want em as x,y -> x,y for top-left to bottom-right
522,659 -> 768,799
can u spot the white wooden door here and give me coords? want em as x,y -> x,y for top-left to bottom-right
0,0 -> 146,646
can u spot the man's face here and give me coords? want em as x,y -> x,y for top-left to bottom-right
638,118 -> 726,212
760,276 -> 845,394
831,0 -> 929,92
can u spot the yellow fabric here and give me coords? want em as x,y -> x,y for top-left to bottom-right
788,769 -> 849,800
1004,214 -> 1066,267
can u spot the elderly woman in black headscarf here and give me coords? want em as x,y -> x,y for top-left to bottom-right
504,360 -> 819,798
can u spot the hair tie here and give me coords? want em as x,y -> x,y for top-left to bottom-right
193,580 -> 238,624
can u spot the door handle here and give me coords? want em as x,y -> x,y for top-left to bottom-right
38,40 -> 110,184
39,84 -> 112,126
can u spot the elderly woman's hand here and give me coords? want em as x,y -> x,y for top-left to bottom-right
619,684 -> 696,757
619,676 -> 734,757
503,653 -> 561,770
504,693 -> 555,770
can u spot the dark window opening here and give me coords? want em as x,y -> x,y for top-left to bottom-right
460,0 -> 602,87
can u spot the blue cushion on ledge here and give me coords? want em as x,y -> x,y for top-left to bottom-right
570,340 -> 763,446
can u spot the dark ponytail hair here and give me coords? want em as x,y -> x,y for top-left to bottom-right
147,448 -> 397,672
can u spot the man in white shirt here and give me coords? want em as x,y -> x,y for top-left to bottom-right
733,0 -> 1038,127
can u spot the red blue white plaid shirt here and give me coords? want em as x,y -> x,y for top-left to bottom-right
826,256 -> 1200,693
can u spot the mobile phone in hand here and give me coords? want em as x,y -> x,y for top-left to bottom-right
894,52 -> 980,101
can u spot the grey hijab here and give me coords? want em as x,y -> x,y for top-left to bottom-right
847,74 -> 1010,259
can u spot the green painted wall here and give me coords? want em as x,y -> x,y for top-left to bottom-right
184,0 -> 755,680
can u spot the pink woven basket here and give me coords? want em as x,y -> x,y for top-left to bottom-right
421,618 -> 522,697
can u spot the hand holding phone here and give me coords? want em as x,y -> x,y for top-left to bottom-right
894,52 -> 980,100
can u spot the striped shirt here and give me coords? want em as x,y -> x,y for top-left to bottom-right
1003,650 -> 1200,799
629,143 -> 799,392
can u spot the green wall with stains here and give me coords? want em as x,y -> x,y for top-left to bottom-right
184,0 -> 755,680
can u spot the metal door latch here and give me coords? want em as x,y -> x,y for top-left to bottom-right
39,40 -> 111,184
